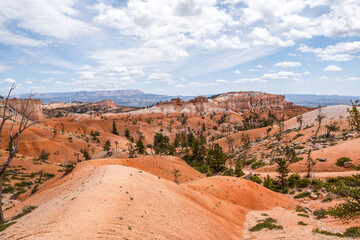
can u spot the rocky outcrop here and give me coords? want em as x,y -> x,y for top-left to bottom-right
42,100 -> 136,117
155,92 -> 300,113
0,98 -> 44,121
212,92 -> 297,112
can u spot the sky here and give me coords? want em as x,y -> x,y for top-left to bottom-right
0,0 -> 360,97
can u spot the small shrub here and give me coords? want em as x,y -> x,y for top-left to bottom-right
11,205 -> 37,221
344,227 -> 360,237
296,205 -> 307,213
313,208 -> 328,219
251,160 -> 266,169
335,157 -> 352,167
313,226 -> 360,238
294,192 -> 310,199
14,181 -> 33,187
298,213 -> 309,218
249,175 -> 262,184
297,221 -> 307,226
43,173 -> 55,180
294,145 -> 305,149
0,221 -> 16,232
313,228 -> 343,237
249,217 -> 283,232
246,158 -> 257,165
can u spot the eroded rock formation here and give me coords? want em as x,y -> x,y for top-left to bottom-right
156,92 -> 298,113
0,98 -> 44,121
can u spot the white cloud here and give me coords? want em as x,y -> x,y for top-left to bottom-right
148,73 -> 176,84
215,35 -> 248,49
0,0 -> 97,46
25,80 -> 33,84
256,65 -> 263,68
234,70 -> 241,74
216,79 -> 230,83
233,78 -> 266,83
249,27 -> 294,47
292,78 -> 304,83
248,68 -> 258,72
342,77 -> 360,81
41,78 -> 54,83
176,81 -> 217,88
0,64 -> 13,72
274,61 -> 302,68
262,71 -> 296,79
1,78 -> 16,83
39,70 -> 65,74
0,28 -> 45,46
298,41 -> 360,61
324,65 -> 342,72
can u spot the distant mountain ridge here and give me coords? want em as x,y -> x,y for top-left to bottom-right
17,90 -> 195,107
16,90 -> 358,107
284,94 -> 357,107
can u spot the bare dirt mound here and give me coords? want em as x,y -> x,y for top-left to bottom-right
185,176 -> 296,226
257,137 -> 360,174
243,207 -> 350,240
285,105 -> 350,130
83,156 -> 206,183
2,162 -> 295,239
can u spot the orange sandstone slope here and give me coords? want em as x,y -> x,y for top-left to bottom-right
2,159 -> 295,240
83,156 -> 206,183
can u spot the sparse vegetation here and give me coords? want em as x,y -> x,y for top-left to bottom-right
249,217 -> 283,232
39,150 -> 50,162
335,157 -> 352,167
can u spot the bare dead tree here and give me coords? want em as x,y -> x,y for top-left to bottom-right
226,136 -> 234,155
296,114 -> 303,131
0,84 -> 16,157
60,122 -> 65,133
81,125 -> 87,136
52,124 -> 58,138
0,84 -> 35,223
313,107 -> 326,148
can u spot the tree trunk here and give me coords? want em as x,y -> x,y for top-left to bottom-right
313,126 -> 320,147
0,174 -> 4,223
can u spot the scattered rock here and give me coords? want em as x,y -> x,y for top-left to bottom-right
318,158 -> 326,162
344,161 -> 354,168
305,189 -> 312,194
309,193 -> 318,200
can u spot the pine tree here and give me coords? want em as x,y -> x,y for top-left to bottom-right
112,120 -> 119,135
206,143 -> 227,173
234,157 -> 245,177
306,150 -> 316,178
103,139 -> 111,153
153,132 -> 170,155
263,175 -> 276,191
124,128 -> 130,139
325,122 -> 340,138
80,148 -> 91,160
39,150 -> 50,162
275,158 -> 289,188
135,139 -> 145,154
347,100 -> 360,133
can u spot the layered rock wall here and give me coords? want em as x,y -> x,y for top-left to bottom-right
0,98 -> 44,121
155,92 -> 298,113
214,92 -> 296,112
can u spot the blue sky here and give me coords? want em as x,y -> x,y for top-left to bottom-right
0,0 -> 359,97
